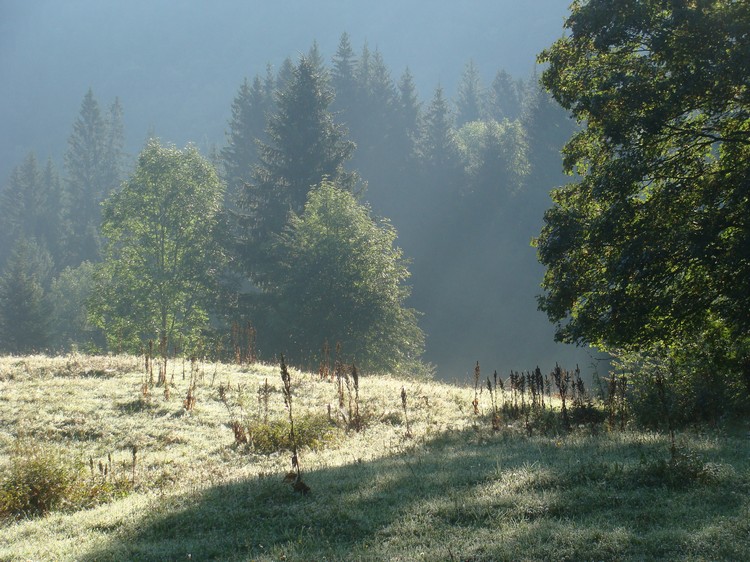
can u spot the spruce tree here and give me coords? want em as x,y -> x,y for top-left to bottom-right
0,153 -> 64,272
330,32 -> 358,120
0,239 -> 52,353
238,56 -> 358,284
455,60 -> 485,126
489,69 -> 522,122
221,76 -> 271,208
63,89 -> 125,266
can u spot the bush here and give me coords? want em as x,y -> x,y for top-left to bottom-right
0,442 -> 132,520
0,444 -> 77,518
245,413 -> 340,454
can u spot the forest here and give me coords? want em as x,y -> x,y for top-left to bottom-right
0,33 -> 577,378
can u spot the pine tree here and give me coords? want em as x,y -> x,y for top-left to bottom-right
419,85 -> 462,174
63,89 -> 125,266
394,68 -> 422,167
489,69 -> 523,122
0,153 -> 65,271
455,60 -> 485,126
221,76 -> 272,208
237,56 -> 358,283
0,239 -> 52,353
330,32 -> 358,120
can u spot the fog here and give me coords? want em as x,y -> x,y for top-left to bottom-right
0,0 -> 603,380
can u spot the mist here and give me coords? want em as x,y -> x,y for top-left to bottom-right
0,0 -> 602,380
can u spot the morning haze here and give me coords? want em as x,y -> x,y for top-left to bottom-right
0,0 -> 595,379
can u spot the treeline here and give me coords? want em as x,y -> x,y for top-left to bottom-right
0,34 -> 573,375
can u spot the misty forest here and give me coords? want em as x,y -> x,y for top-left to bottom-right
1,1 -> 750,560
0,18 -> 580,378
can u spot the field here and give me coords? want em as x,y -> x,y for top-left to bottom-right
1,354 -> 749,561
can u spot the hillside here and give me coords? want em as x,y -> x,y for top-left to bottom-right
1,355 -> 748,561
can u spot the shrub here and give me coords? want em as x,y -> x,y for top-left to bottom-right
246,413 -> 339,455
0,442 -> 132,520
0,443 -> 77,518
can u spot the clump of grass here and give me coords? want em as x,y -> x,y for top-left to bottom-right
246,414 -> 338,454
0,441 -> 131,520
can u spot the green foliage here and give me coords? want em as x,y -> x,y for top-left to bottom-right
48,261 -> 104,352
535,0 -> 750,421
237,55 -> 359,284
270,180 -> 425,373
0,441 -> 132,520
63,89 -> 125,266
536,0 -> 750,354
245,414 -> 339,455
0,443 -> 76,518
614,331 -> 750,428
220,75 -> 273,208
0,153 -> 66,272
90,139 -> 226,353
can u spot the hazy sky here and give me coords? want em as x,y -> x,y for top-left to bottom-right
0,0 -> 572,181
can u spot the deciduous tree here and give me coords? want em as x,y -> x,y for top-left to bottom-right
91,140 -> 226,353
270,180 -> 424,373
535,0 -> 750,370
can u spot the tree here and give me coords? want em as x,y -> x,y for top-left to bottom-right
237,55 -> 358,283
488,69 -> 522,122
331,32 -> 358,121
0,239 -> 52,353
48,262 -> 104,352
63,89 -> 125,266
269,180 -> 424,373
221,76 -> 272,208
535,1 -> 750,368
455,60 -> 485,126
0,154 -> 67,272
91,140 -> 226,353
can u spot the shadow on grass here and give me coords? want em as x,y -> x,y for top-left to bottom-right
81,428 -> 750,561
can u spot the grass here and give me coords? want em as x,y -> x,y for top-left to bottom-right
0,354 -> 749,560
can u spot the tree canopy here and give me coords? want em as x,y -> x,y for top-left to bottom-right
269,180 -> 424,373
91,140 -> 226,353
535,0 -> 750,355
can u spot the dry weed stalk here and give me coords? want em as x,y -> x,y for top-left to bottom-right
487,372 -> 501,431
280,354 -> 309,494
472,361 -> 481,415
401,386 -> 412,438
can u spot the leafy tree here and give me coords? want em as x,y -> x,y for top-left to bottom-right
237,55 -> 358,283
0,239 -> 52,353
91,140 -> 226,353
63,89 -> 125,266
269,180 -> 424,373
535,1 -> 750,382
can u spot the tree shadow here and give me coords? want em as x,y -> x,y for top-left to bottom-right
80,428 -> 749,561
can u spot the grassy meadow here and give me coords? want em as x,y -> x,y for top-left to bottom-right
0,354 -> 749,561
